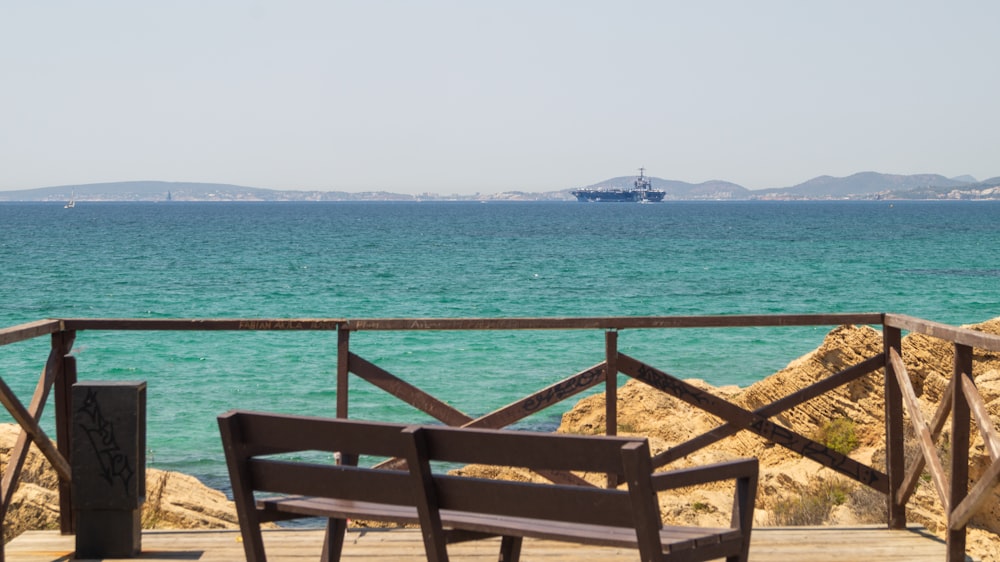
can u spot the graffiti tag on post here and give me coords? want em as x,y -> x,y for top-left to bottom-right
77,388 -> 135,495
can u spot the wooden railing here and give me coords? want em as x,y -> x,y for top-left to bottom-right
1,314 -> 999,562
882,313 -> 1000,560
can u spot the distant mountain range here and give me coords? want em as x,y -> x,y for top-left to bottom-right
595,172 -> 1000,201
2,172 -> 999,202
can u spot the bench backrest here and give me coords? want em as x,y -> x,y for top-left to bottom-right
218,410 -> 658,529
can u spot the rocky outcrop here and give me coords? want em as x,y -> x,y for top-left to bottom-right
140,469 -> 241,529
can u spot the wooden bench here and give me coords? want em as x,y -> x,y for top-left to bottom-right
218,410 -> 758,562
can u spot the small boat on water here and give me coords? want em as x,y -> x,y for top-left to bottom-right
64,192 -> 76,208
571,168 -> 665,203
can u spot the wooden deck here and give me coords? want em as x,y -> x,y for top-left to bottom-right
5,525 -> 972,561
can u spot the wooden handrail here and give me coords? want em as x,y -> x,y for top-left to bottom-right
344,313 -> 884,331
0,319 -> 61,347
41,313 -> 887,333
885,313 -> 1000,352
60,318 -> 346,331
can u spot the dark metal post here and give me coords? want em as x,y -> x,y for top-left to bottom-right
71,381 -> 147,558
946,344 -> 972,561
882,324 -> 906,528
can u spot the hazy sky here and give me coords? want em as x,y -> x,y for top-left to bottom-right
3,1 -> 998,194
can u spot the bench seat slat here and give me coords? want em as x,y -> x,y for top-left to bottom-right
259,495 -> 741,552
259,496 -> 421,524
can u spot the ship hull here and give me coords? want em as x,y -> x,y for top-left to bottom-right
571,189 -> 665,203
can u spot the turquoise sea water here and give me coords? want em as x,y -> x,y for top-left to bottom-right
2,200 -> 999,491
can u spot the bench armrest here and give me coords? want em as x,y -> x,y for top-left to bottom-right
652,456 -> 758,557
651,458 -> 759,491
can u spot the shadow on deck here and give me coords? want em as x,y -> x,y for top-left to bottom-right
5,525 -> 972,562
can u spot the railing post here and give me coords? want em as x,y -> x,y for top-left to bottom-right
946,344 -> 972,561
335,327 -> 358,466
883,324 -> 906,528
605,330 -> 619,488
337,327 -> 350,420
605,330 -> 618,437
54,331 -> 77,534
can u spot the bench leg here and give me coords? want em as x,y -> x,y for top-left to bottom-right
498,535 -> 522,562
240,523 -> 268,562
321,518 -> 348,562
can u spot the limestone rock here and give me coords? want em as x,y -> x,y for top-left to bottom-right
142,469 -> 240,529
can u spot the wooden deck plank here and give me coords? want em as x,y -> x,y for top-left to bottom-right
5,525 -> 971,562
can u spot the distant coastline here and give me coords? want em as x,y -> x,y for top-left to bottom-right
1,171 -> 999,202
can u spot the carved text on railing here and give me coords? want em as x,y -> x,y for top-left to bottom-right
523,365 -> 604,412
